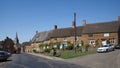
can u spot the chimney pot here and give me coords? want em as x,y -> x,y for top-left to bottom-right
82,20 -> 87,26
54,25 -> 57,29
118,16 -> 120,21
36,31 -> 38,34
72,21 -> 76,28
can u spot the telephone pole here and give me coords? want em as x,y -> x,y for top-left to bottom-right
73,12 -> 77,53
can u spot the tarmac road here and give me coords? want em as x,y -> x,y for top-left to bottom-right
0,53 -> 87,68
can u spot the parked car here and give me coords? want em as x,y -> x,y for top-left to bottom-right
115,44 -> 120,49
0,51 -> 11,61
97,44 -> 115,53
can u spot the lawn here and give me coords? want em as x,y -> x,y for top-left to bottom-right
60,50 -> 97,59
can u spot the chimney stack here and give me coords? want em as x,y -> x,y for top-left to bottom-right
36,31 -> 38,34
54,25 -> 57,30
118,16 -> 120,21
72,21 -> 76,28
82,20 -> 87,26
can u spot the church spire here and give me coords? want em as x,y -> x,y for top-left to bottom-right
15,32 -> 19,44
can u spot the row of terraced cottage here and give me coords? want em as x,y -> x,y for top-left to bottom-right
25,16 -> 120,53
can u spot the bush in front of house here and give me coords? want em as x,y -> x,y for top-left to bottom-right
33,49 -> 37,53
85,44 -> 90,51
66,43 -> 74,50
44,48 -> 50,53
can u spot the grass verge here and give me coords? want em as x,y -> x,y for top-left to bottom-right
60,50 -> 97,59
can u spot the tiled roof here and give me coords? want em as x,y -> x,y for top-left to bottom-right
76,26 -> 84,36
82,21 -> 120,34
31,21 -> 120,43
31,31 -> 52,43
50,26 -> 84,38
50,27 -> 74,38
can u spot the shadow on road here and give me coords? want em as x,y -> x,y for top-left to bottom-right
0,59 -> 12,63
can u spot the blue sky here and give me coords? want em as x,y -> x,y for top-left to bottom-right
0,0 -> 120,43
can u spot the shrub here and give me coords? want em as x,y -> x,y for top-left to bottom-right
33,49 -> 37,53
66,43 -> 74,50
56,42 -> 60,50
44,48 -> 50,53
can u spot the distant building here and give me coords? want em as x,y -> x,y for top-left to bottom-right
21,42 -> 31,52
14,33 -> 21,53
0,37 -> 15,53
0,33 -> 21,53
0,41 -> 4,49
25,15 -> 120,52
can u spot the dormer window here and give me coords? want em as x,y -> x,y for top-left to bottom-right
104,33 -> 109,37
88,34 -> 93,37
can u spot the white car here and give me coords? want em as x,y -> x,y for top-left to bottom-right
97,44 -> 115,53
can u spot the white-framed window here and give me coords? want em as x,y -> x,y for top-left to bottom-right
43,46 -> 45,49
54,44 -> 57,48
47,46 -> 49,49
63,37 -> 67,41
110,38 -> 115,44
104,33 -> 109,37
60,42 -> 68,49
89,40 -> 95,44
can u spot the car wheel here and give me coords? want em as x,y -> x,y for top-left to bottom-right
106,49 -> 109,52
113,48 -> 115,51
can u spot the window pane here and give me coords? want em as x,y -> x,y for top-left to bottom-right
104,33 -> 109,37
88,34 -> 93,37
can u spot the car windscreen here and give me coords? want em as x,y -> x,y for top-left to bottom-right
0,52 -> 5,55
102,45 -> 108,47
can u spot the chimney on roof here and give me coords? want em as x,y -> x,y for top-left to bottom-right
54,25 -> 57,30
118,16 -> 120,21
82,20 -> 87,26
72,21 -> 76,28
36,31 -> 38,34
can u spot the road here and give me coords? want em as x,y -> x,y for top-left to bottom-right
0,53 -> 87,68
0,50 -> 120,68
66,49 -> 120,68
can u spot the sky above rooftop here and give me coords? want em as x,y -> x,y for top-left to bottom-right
0,0 -> 120,43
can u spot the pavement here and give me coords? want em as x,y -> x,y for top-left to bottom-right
27,53 -> 64,61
